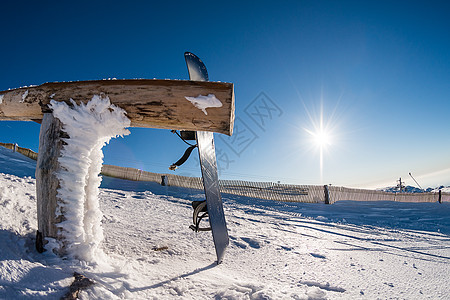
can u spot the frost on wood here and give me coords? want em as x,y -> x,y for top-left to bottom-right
185,94 -> 222,115
49,95 -> 130,263
20,90 -> 29,103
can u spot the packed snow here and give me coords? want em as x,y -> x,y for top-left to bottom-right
0,146 -> 449,299
184,94 -> 223,115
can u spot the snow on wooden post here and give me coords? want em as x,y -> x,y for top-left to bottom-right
0,79 -> 235,135
0,79 -> 234,257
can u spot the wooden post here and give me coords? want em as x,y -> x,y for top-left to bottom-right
35,113 -> 66,253
324,185 -> 331,204
161,175 -> 167,186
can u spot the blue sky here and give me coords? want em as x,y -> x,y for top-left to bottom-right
1,1 -> 449,188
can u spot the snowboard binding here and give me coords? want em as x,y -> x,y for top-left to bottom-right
189,200 -> 211,232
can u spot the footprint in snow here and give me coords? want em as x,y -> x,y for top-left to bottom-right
232,241 -> 248,249
310,253 -> 327,259
279,245 -> 293,251
240,237 -> 261,249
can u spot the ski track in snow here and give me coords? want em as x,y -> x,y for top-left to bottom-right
0,147 -> 450,299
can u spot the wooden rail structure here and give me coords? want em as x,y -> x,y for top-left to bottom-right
0,79 -> 235,135
0,79 -> 235,254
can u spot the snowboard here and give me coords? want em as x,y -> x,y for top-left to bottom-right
184,52 -> 229,264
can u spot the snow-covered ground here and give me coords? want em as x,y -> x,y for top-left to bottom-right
1,146 -> 449,299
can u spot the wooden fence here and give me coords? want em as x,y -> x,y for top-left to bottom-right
1,143 -> 449,204
327,186 -> 446,204
0,142 -> 39,160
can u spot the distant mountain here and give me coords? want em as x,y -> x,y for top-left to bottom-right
380,185 -> 449,193
432,186 -> 450,193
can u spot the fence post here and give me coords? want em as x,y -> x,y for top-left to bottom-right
161,175 -> 167,186
35,113 -> 66,253
439,190 -> 442,204
324,185 -> 331,204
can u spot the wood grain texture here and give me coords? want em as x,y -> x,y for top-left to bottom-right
35,113 -> 65,246
0,79 -> 235,135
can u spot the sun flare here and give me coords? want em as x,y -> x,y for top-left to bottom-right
313,130 -> 331,147
302,101 -> 337,184
305,128 -> 332,149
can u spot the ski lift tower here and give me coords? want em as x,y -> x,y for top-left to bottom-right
397,177 -> 405,192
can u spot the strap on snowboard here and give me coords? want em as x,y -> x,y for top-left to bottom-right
189,200 -> 211,232
169,144 -> 197,170
169,130 -> 197,170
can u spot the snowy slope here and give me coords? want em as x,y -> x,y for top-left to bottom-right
1,146 -> 450,299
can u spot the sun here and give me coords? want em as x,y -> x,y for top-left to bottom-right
313,129 -> 331,147
304,127 -> 332,149
302,102 -> 336,184
304,126 -> 332,184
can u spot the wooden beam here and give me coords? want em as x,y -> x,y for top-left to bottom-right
0,79 -> 235,135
